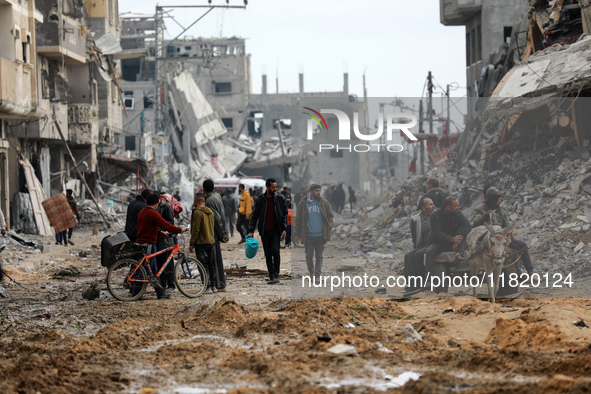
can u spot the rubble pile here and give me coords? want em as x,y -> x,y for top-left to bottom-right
331,148 -> 591,278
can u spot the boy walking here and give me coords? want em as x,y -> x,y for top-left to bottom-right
189,193 -> 217,293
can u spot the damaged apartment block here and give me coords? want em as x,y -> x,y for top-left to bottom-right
0,0 -> 124,234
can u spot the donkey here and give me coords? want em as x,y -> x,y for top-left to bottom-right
466,223 -> 514,303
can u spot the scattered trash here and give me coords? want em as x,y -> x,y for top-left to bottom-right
345,323 -> 355,328
443,308 -> 455,314
32,313 -> 54,320
327,344 -> 358,356
403,324 -> 422,343
82,282 -> 101,300
574,320 -> 589,328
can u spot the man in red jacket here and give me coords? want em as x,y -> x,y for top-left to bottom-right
136,192 -> 188,299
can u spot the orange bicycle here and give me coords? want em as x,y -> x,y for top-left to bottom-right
106,243 -> 208,301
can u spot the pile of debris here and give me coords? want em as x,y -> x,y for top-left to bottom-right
331,147 -> 591,278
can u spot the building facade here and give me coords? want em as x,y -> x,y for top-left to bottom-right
440,0 -> 529,120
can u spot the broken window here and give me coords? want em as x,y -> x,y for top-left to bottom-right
214,82 -> 232,94
273,119 -> 291,130
125,135 -> 136,151
143,90 -> 154,109
41,70 -> 51,99
221,117 -> 233,129
504,26 -> 513,44
22,32 -> 31,64
248,111 -> 263,136
124,91 -> 134,110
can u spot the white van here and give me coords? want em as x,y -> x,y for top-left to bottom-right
213,177 -> 266,196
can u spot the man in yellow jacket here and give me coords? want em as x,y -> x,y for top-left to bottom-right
189,192 -> 217,293
236,183 -> 252,244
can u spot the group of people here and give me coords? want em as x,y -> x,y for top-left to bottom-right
404,178 -> 534,294
247,180 -> 335,283
124,181 -> 230,299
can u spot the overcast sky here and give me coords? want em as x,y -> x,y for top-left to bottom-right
119,0 -> 467,100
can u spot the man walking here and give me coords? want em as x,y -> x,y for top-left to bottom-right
248,178 -> 287,284
65,189 -> 81,245
189,193 -> 218,294
222,189 -> 237,238
236,184 -> 251,244
424,196 -> 471,293
203,179 -> 229,291
295,184 -> 334,279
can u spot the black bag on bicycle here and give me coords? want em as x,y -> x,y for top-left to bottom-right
101,232 -> 131,268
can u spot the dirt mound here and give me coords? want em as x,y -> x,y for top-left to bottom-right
180,297 -> 251,332
486,317 -> 567,348
24,329 -> 70,344
235,298 -> 410,337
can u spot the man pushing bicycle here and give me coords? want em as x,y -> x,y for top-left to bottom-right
136,192 -> 188,299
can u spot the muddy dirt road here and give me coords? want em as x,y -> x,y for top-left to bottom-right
1,228 -> 591,393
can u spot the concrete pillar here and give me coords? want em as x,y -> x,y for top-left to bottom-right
343,73 -> 349,96
299,73 -> 304,94
262,74 -> 267,95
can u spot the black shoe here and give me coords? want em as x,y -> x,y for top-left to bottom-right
267,278 -> 275,284
157,292 -> 171,299
238,239 -> 246,244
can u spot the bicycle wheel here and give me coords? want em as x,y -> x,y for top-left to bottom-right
175,256 -> 208,298
107,259 -> 149,301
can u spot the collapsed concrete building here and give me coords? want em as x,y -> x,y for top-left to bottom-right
0,0 -> 123,233
118,15 -> 383,197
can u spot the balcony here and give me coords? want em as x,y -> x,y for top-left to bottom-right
68,104 -> 99,145
36,9 -> 86,63
0,58 -> 35,118
440,0 -> 482,26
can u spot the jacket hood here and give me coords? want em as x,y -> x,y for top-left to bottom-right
242,190 -> 250,196
410,210 -> 422,221
195,206 -> 213,216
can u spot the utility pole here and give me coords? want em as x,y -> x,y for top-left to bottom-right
446,84 -> 451,135
419,100 -> 424,175
427,71 -> 434,173
379,103 -> 385,194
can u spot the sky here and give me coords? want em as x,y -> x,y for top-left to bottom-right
118,0 -> 468,101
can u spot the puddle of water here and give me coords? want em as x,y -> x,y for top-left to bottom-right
321,371 -> 420,391
140,334 -> 252,353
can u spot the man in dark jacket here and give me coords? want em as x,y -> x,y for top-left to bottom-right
203,179 -> 229,291
125,188 -> 151,243
421,178 -> 449,209
65,189 -> 81,245
156,192 -> 176,291
424,196 -> 471,293
248,178 -> 288,284
222,189 -> 237,238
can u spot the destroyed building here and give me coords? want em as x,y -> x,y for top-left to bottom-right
0,0 -> 123,233
118,17 -> 379,195
440,0 -> 530,121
